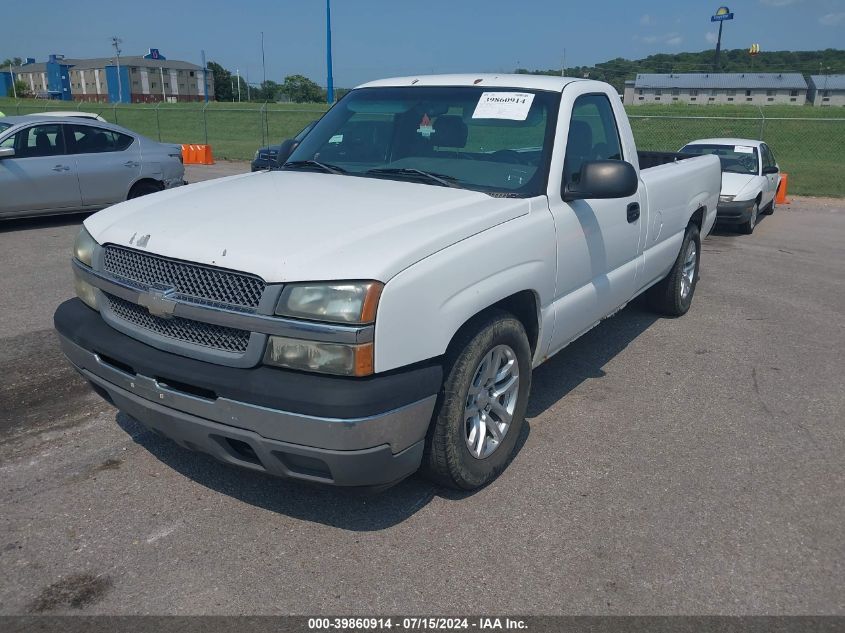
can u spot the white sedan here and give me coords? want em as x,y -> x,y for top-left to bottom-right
680,138 -> 780,235
0,115 -> 184,219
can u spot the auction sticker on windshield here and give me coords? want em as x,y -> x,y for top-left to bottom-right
735,146 -> 755,153
472,92 -> 535,120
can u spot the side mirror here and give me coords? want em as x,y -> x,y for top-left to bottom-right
274,139 -> 301,168
0,147 -> 15,159
563,160 -> 638,201
762,165 -> 779,175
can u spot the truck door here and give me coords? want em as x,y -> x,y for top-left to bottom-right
545,92 -> 643,354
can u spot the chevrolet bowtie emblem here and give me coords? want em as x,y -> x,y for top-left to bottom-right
138,288 -> 178,319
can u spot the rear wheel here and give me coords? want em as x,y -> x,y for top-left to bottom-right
647,223 -> 701,317
422,310 -> 532,490
740,201 -> 760,234
128,181 -> 162,200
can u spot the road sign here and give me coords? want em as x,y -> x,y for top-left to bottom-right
712,6 -> 734,21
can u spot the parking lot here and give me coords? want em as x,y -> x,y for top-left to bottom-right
0,165 -> 842,615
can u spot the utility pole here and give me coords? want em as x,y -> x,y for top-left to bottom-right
201,49 -> 208,102
160,65 -> 166,102
261,31 -> 267,99
9,63 -> 16,99
710,7 -> 734,72
236,68 -> 241,102
111,36 -> 123,103
326,0 -> 334,104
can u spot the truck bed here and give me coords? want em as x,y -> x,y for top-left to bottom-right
638,151 -> 698,170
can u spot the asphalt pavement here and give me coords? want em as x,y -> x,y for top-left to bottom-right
1,168 -> 842,615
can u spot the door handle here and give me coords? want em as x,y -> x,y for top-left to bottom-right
52,165 -> 70,171
626,202 -> 640,223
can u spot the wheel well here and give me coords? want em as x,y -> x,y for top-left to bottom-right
755,192 -> 762,204
448,290 -> 540,356
689,206 -> 705,231
129,178 -> 163,197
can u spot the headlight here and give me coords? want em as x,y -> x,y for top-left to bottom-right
74,227 -> 96,267
275,281 -> 383,324
74,274 -> 98,310
719,194 -> 735,202
264,337 -> 374,376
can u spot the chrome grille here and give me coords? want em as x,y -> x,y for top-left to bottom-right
105,293 -> 251,353
103,245 -> 265,312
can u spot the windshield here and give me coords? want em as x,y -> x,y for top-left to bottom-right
286,86 -> 560,196
681,143 -> 759,175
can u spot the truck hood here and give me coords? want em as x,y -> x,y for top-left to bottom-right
85,170 -> 532,282
720,172 -> 760,199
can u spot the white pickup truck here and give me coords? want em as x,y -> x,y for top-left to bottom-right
56,75 -> 721,490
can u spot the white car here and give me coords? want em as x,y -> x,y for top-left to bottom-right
680,138 -> 780,234
31,111 -> 108,122
0,115 -> 184,219
55,74 -> 721,490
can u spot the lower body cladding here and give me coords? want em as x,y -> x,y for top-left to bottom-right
54,299 -> 441,487
716,199 -> 757,225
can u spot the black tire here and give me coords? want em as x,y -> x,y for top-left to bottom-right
421,309 -> 532,490
740,200 -> 760,234
128,181 -> 162,200
762,197 -> 775,216
646,223 -> 701,317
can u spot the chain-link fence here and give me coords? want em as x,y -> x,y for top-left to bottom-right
628,114 -> 845,197
2,99 -> 842,197
0,99 -> 329,164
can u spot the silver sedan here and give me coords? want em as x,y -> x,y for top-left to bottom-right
0,115 -> 185,219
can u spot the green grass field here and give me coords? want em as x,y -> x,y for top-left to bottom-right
2,98 -> 843,196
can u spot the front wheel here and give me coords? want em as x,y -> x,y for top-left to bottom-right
647,223 -> 701,317
422,310 -> 532,490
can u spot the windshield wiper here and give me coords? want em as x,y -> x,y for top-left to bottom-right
365,168 -> 463,189
283,160 -> 346,175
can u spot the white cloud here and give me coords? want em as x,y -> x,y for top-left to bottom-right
819,12 -> 845,26
705,31 -> 718,44
640,14 -> 655,26
634,32 -> 683,47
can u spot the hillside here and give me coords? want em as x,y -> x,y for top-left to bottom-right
518,48 -> 845,93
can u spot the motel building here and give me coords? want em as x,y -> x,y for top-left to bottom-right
807,75 -> 845,107
623,73 -> 808,106
3,49 -> 213,103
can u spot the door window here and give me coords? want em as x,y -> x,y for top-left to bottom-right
761,144 -> 776,171
1,124 -> 66,157
65,124 -> 134,154
563,94 -> 623,186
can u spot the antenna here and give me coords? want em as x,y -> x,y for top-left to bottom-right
111,36 -> 123,103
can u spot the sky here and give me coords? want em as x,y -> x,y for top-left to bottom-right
3,0 -> 844,87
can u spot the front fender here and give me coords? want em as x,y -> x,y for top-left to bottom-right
374,204 -> 557,373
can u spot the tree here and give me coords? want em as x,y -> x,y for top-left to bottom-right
2,57 -> 23,68
257,80 -> 281,102
9,79 -> 30,98
207,61 -> 233,102
281,74 -> 325,103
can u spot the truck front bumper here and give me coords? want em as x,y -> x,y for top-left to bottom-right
54,299 -> 441,487
716,198 -> 756,225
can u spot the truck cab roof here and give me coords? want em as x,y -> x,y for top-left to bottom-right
357,73 -> 586,92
